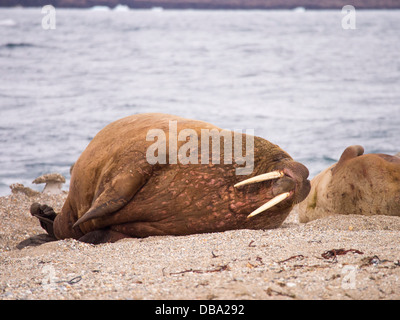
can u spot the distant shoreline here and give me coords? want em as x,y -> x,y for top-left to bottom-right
1,0 -> 400,10
2,6 -> 400,10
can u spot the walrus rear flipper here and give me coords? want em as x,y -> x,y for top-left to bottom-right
30,203 -> 57,238
73,170 -> 149,228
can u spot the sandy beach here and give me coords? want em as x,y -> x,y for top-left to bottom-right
1,191 -> 400,300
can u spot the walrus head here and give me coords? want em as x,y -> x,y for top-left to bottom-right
234,159 -> 311,219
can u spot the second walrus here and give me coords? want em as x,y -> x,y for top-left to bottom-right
298,145 -> 400,223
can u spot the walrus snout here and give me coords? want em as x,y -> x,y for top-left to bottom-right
282,162 -> 311,204
271,177 -> 296,197
235,160 -> 311,218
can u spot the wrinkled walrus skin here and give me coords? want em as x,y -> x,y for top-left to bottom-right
298,145 -> 400,223
31,113 -> 311,244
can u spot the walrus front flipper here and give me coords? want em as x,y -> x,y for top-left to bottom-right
73,170 -> 149,228
332,145 -> 364,175
30,203 -> 57,238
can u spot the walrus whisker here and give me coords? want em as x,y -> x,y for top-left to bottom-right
234,170 -> 284,188
247,192 -> 291,218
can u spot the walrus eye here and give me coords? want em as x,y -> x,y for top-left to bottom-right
246,192 -> 291,218
233,170 -> 284,188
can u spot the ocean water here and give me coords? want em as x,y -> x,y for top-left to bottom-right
0,8 -> 399,195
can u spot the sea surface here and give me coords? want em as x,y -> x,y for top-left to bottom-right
0,8 -> 399,195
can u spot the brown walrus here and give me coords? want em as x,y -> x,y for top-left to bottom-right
31,113 -> 311,244
298,145 -> 400,223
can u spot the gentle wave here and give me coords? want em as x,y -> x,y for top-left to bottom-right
0,42 -> 35,49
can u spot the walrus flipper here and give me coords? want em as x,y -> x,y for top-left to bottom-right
73,170 -> 149,228
30,203 -> 57,238
332,145 -> 364,175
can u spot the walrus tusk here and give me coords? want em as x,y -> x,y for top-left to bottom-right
234,170 -> 284,188
247,192 -> 291,218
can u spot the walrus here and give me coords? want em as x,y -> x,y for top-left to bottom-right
298,145 -> 400,223
30,113 -> 311,244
